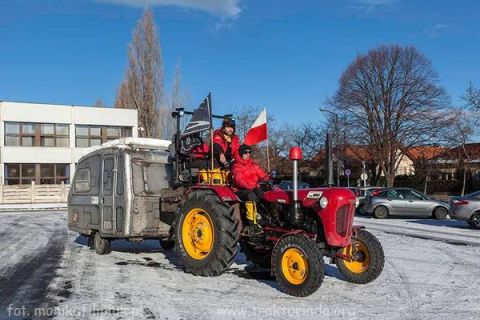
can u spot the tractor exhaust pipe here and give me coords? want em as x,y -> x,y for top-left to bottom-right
289,147 -> 303,225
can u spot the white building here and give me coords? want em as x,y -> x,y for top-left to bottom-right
0,101 -> 138,185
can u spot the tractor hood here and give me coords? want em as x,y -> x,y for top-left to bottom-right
263,187 -> 356,208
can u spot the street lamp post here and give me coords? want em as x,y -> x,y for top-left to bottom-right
319,108 -> 340,187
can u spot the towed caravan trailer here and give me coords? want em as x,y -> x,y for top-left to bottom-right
67,138 -> 176,254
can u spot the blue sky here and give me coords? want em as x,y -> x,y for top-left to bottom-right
0,0 -> 479,125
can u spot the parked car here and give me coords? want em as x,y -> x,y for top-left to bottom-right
356,187 -> 385,215
364,187 -> 449,219
278,180 -> 310,190
450,191 -> 480,229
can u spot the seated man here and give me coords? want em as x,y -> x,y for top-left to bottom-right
233,144 -> 268,233
213,117 -> 240,168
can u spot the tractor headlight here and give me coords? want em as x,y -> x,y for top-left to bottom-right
319,196 -> 328,208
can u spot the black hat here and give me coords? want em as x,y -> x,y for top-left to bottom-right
239,144 -> 252,157
222,117 -> 236,129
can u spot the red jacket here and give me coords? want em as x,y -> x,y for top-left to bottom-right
233,157 -> 268,190
213,129 -> 240,158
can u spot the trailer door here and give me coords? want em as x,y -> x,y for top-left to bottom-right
101,155 -> 116,234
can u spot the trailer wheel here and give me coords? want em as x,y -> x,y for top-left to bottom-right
93,232 -> 112,255
159,239 -> 175,250
272,234 -> 324,297
174,191 -> 239,276
336,229 -> 384,284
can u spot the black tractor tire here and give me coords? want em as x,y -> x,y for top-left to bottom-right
433,206 -> 448,220
159,239 -> 175,250
468,212 -> 480,229
336,229 -> 384,284
240,242 -> 272,268
373,206 -> 389,219
272,234 -> 324,297
93,232 -> 112,255
173,191 -> 239,276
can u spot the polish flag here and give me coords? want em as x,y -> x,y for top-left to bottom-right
244,109 -> 268,145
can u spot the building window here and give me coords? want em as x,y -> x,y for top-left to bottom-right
75,125 -> 133,147
4,122 -> 69,147
4,164 -> 70,185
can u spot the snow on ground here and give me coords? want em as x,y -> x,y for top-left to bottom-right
1,210 -> 479,320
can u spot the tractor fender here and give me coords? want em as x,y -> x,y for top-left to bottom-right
351,225 -> 365,237
188,185 -> 241,203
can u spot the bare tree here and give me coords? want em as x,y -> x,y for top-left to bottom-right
163,62 -> 189,139
93,98 -> 106,108
464,82 -> 480,110
329,45 -> 451,187
443,109 -> 474,195
114,8 -> 164,138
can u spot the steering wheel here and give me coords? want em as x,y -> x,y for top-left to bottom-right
256,174 -> 274,191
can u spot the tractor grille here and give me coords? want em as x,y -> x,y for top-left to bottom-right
336,203 -> 354,237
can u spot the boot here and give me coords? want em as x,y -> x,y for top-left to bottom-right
243,201 -> 262,235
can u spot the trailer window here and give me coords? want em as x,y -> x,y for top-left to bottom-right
132,162 -> 166,195
74,168 -> 91,193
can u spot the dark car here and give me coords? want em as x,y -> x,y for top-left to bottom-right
364,187 -> 449,219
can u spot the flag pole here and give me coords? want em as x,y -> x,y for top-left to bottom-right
207,93 -> 214,170
265,108 -> 271,173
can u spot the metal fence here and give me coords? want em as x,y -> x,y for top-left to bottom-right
0,182 -> 69,204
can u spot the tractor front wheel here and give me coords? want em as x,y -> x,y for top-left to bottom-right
336,229 -> 384,284
174,191 -> 239,276
272,234 -> 324,297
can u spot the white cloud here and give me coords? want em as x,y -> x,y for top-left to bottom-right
424,24 -> 449,38
352,0 -> 397,12
97,0 -> 241,18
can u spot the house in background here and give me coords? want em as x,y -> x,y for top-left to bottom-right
0,101 -> 138,185
429,143 -> 480,181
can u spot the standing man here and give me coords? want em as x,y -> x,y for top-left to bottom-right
212,117 -> 240,168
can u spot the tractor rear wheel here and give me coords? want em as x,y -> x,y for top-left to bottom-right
272,234 -> 324,297
174,191 -> 239,276
336,229 -> 384,284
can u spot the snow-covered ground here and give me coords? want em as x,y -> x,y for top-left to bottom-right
1,210 -> 479,320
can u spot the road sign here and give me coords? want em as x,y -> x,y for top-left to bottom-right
360,173 -> 368,181
344,169 -> 351,177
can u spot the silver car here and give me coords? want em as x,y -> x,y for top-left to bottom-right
356,187 -> 385,215
364,188 -> 449,219
450,191 -> 480,229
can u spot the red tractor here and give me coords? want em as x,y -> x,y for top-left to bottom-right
170,105 -> 384,297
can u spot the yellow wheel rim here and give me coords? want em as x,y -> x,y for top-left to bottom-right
342,240 -> 370,273
281,248 -> 308,285
181,208 -> 214,260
